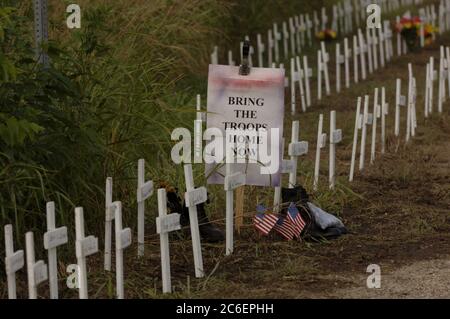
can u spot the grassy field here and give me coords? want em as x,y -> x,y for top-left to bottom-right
0,0 -> 449,298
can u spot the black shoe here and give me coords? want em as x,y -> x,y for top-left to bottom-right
166,186 -> 224,243
196,202 -> 225,243
281,185 -> 310,206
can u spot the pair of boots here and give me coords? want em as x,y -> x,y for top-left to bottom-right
282,185 -> 348,240
165,187 -> 225,243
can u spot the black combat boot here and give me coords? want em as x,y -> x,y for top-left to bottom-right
166,186 -> 224,243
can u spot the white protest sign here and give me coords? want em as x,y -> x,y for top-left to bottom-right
206,64 -> 285,187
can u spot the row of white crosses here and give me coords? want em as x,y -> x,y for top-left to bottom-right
312,112 -> 343,190
435,46 -> 450,115
5,181 -> 137,299
438,0 -> 450,35
349,87 -> 389,181
290,56 -> 312,114
273,121 -> 309,212
350,48 -> 448,182
213,0 -> 420,67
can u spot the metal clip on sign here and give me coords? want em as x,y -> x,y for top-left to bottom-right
239,40 -> 251,76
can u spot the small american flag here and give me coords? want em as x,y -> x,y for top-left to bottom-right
253,205 -> 278,236
286,203 -> 307,238
273,216 -> 296,241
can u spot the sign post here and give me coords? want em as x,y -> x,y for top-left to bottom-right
33,0 -> 50,67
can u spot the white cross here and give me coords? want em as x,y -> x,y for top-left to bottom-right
156,188 -> 181,293
75,207 -> 99,299
184,164 -> 205,278
26,231 -> 48,299
112,201 -> 132,299
137,159 -> 153,257
4,224 -> 24,299
224,156 -> 246,255
44,202 -> 68,299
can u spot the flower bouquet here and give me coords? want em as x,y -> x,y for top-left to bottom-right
315,29 -> 337,42
395,17 -> 437,51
